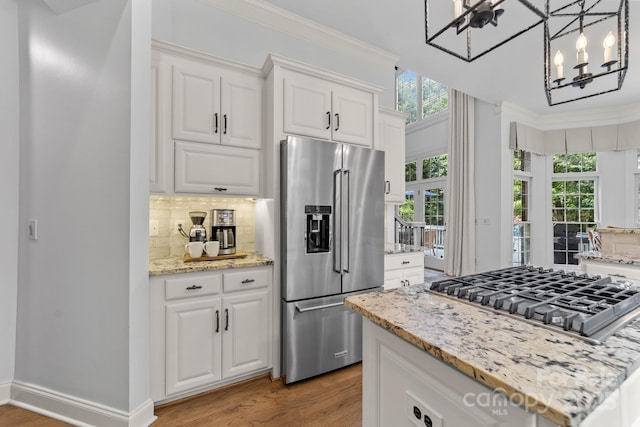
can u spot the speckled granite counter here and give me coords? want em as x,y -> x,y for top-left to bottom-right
576,251 -> 640,266
384,242 -> 426,254
149,252 -> 273,276
345,286 -> 640,427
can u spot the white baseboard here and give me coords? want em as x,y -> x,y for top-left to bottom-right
0,381 -> 10,404
10,381 -> 156,427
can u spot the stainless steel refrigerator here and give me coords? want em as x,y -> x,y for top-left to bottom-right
281,136 -> 384,384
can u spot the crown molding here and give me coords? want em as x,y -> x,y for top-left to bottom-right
198,0 -> 399,68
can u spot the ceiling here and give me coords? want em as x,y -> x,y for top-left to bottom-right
262,0 -> 639,116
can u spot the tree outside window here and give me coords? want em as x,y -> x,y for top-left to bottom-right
396,70 -> 448,125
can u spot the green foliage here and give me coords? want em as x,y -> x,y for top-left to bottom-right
405,162 -> 417,182
399,192 -> 414,222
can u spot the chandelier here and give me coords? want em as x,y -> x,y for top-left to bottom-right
424,0 -> 547,62
544,0 -> 629,106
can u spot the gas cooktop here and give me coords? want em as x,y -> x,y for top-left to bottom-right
428,265 -> 640,344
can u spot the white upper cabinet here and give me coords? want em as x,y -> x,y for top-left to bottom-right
174,141 -> 260,196
172,58 -> 263,150
282,69 -> 375,147
377,108 -> 407,203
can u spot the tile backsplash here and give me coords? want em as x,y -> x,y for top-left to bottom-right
149,195 -> 256,260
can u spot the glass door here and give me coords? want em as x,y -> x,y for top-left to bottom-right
423,185 -> 446,271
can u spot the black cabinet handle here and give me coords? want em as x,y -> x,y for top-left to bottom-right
241,279 -> 255,284
215,310 -> 220,333
224,308 -> 229,331
326,111 -> 331,130
335,113 -> 339,131
214,187 -> 227,192
214,113 -> 218,134
186,285 -> 203,290
223,114 -> 228,135
402,260 -> 410,265
385,181 -> 390,194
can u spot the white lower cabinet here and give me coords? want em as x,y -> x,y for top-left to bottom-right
150,266 -> 272,403
363,319 -> 640,427
165,297 -> 222,395
384,251 -> 424,290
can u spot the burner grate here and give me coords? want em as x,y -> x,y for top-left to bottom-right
429,265 -> 640,343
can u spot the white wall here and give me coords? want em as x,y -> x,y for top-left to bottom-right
151,0 -> 397,108
0,0 -> 19,398
15,0 -> 150,414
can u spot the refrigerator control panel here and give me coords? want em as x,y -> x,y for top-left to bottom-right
305,205 -> 331,254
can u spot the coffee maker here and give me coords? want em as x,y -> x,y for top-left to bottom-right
188,211 -> 207,242
211,209 -> 236,255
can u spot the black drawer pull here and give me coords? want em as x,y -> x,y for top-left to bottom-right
214,187 -> 227,192
241,279 -> 255,284
186,285 -> 203,290
402,261 -> 410,265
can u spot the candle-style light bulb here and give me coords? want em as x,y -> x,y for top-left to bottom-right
603,31 -> 616,64
453,0 -> 462,19
576,32 -> 588,71
554,50 -> 564,80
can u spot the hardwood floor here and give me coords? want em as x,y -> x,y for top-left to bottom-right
154,363 -> 362,427
0,405 -> 70,426
0,363 -> 362,427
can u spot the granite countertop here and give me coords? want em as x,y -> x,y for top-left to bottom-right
576,251 -> 640,266
345,286 -> 640,427
384,242 -> 426,255
149,252 -> 273,276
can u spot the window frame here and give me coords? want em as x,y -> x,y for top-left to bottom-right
395,68 -> 449,127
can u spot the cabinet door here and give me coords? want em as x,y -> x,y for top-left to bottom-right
379,111 -> 406,203
150,54 -> 170,193
165,297 -> 222,396
332,84 -> 374,147
283,73 -> 332,140
173,62 -> 221,144
222,290 -> 270,379
383,269 -> 404,291
174,141 -> 260,195
221,73 -> 263,149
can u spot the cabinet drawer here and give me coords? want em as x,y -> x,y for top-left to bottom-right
384,252 -> 423,271
404,268 -> 425,286
223,269 -> 269,293
165,274 -> 222,301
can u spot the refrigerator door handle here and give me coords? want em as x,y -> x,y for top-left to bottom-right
343,169 -> 350,273
295,301 -> 344,313
333,169 -> 342,274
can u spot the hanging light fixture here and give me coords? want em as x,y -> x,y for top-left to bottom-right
544,0 -> 629,106
425,0 -> 547,62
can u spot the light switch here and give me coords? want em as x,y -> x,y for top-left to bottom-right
28,219 -> 38,240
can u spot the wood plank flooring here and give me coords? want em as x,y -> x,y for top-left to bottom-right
0,363 -> 362,427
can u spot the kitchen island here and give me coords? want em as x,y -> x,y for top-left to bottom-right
345,286 -> 640,427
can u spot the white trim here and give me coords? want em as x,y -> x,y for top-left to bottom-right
199,0 -> 398,68
10,381 -> 156,427
152,40 -> 263,78
0,381 -> 10,404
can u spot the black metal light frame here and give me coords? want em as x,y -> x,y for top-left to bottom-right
544,0 -> 629,106
425,0 -> 547,62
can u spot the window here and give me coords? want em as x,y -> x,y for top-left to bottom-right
399,191 -> 415,222
405,161 -> 417,182
513,179 -> 531,266
552,153 -> 597,265
513,150 -> 532,266
396,70 -> 448,125
422,154 -> 448,179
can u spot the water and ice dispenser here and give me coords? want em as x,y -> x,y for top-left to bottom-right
304,205 -> 331,254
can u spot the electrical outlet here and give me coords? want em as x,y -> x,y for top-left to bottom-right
406,392 -> 443,427
149,220 -> 159,237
